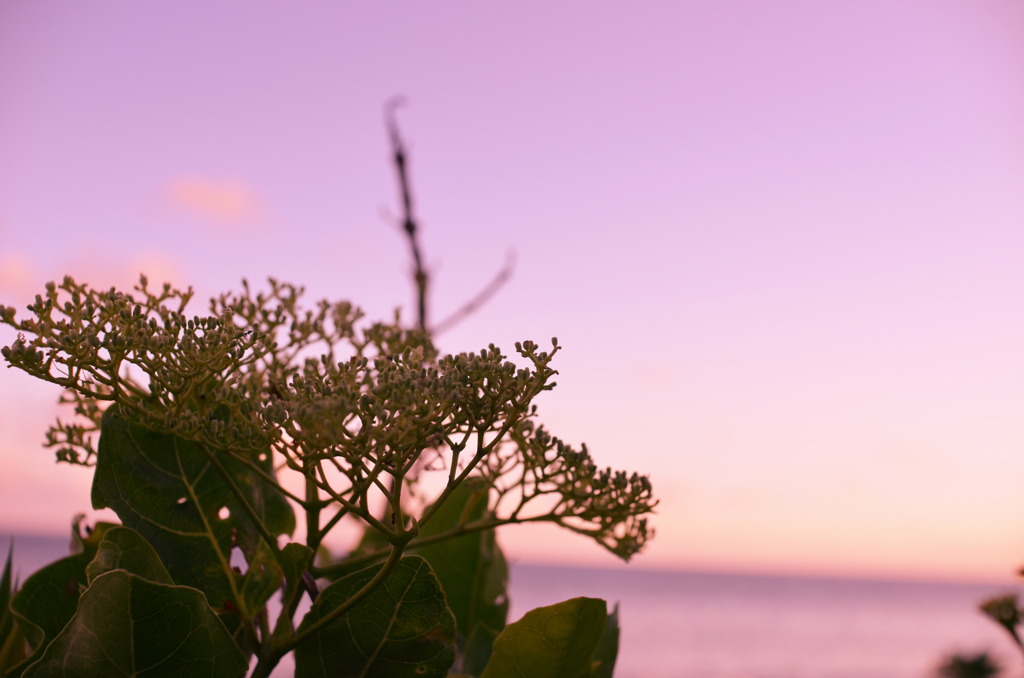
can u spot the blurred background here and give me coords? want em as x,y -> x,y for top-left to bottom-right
2,4 -> 1024,673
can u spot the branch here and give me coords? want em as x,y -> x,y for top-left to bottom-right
384,100 -> 516,336
432,250 -> 516,336
385,97 -> 428,331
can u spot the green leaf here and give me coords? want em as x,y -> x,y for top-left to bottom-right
91,404 -> 294,617
0,623 -> 28,677
480,598 -> 607,678
413,478 -> 509,647
238,537 -> 284,619
9,523 -> 117,668
84,525 -> 269,663
278,542 -> 314,594
0,544 -> 29,673
1,544 -> 16,642
22,570 -> 247,678
294,555 -> 456,678
589,603 -> 619,678
85,526 -> 173,585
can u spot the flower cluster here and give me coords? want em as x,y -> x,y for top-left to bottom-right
480,420 -> 656,559
1,276 -> 656,560
2,276 -> 273,460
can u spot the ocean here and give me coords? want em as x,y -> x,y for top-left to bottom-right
3,533 -> 1021,678
508,563 -> 1022,678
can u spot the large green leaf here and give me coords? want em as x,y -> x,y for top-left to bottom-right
413,478 -> 509,645
91,404 -> 294,617
480,598 -> 607,678
22,570 -> 247,678
336,480 -> 509,675
9,522 -> 117,669
85,526 -> 173,586
294,555 -> 456,678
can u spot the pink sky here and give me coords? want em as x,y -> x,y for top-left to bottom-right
1,1 -> 1023,582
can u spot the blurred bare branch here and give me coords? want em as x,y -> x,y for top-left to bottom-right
384,98 -> 515,337
433,250 -> 516,336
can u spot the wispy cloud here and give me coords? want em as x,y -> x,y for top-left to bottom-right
61,251 -> 187,294
0,254 -> 35,297
0,251 -> 186,308
164,176 -> 262,226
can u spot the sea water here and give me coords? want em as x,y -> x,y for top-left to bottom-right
507,563 -> 1023,678
4,533 -> 1021,678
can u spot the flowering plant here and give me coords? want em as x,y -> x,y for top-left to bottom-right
0,275 -> 655,677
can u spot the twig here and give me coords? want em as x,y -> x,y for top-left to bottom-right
385,98 -> 428,331
384,99 -> 516,336
432,250 -> 516,335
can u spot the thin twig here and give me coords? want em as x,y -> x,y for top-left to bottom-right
385,99 -> 516,336
432,249 -> 516,335
385,97 -> 428,331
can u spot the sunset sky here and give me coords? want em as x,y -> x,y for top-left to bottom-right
1,1 -> 1023,582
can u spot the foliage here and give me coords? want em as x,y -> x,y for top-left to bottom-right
479,597 -> 614,678
979,593 -> 1023,651
0,546 -> 29,673
0,275 -> 656,677
936,651 -> 1001,678
948,571 -> 1024,677
969,591 -> 1024,676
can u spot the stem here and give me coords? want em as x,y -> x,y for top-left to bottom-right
386,98 -> 428,333
418,425 -> 512,531
304,455 -> 321,553
313,516 -> 520,579
249,649 -> 278,678
312,461 -> 393,538
316,502 -> 351,537
432,250 -> 516,335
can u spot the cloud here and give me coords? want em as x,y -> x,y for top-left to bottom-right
164,176 -> 262,226
0,254 -> 34,296
0,251 -> 187,313
59,251 -> 187,294
633,361 -> 677,390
